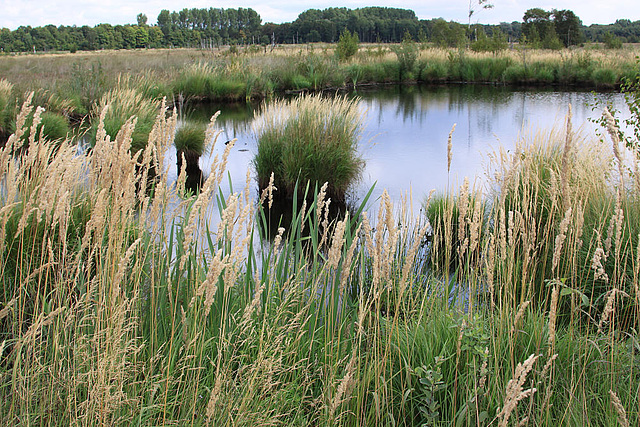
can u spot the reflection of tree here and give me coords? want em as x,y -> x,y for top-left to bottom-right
183,102 -> 258,141
360,85 -> 521,129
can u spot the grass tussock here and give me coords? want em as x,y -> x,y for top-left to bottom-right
89,84 -> 161,153
253,94 -> 365,201
0,92 -> 639,426
175,121 -> 207,155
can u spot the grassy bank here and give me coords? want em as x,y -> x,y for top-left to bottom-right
0,44 -> 638,121
0,92 -> 638,425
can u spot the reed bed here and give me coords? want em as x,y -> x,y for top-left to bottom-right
0,93 -> 638,425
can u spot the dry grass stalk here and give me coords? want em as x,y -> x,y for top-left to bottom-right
613,193 -> 625,266
540,353 -> 558,382
0,297 -> 17,322
548,284 -> 559,352
194,249 -> 227,316
457,178 -> 470,260
400,221 -> 429,286
299,198 -> 308,234
327,213 -> 348,270
599,288 -> 616,333
239,273 -> 266,331
468,188 -> 483,257
0,78 -> 12,99
603,107 -> 626,189
273,226 -> 286,253
497,353 -> 540,427
381,191 -> 399,284
214,137 -> 236,189
609,390 -> 630,427
148,98 -> 177,175
112,237 -> 142,299
259,171 -> 277,208
319,197 -> 332,251
592,246 -> 609,283
560,104 -> 574,213
328,350 -> 358,422
477,346 -> 489,394
635,233 -> 640,303
339,223 -> 362,293
499,208 -> 507,262
447,123 -> 456,174
206,369 -> 226,420
204,111 -> 222,155
485,234 -> 496,309
510,300 -> 530,337
552,207 -> 572,272
456,318 -> 467,365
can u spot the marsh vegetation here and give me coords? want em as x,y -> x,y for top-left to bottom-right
0,45 -> 640,425
0,81 -> 639,425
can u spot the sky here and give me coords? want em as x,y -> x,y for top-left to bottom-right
0,0 -> 638,30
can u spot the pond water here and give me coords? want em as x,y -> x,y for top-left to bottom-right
169,84 -> 629,214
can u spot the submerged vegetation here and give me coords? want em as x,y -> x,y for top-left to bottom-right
1,79 -> 639,425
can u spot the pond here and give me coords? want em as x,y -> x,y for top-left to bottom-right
169,84 -> 629,214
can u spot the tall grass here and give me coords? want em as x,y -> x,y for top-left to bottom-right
253,94 -> 365,202
0,79 -> 15,141
0,94 -> 638,425
89,84 -> 161,153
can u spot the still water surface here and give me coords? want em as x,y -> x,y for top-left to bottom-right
170,85 -> 628,213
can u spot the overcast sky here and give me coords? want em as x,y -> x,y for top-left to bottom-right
0,0 -> 637,30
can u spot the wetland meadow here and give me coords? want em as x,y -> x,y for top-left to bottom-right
1,44 -> 640,425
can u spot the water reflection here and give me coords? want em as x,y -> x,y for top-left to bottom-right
177,85 -> 627,216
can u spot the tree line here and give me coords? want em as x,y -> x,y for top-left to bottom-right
0,6 -> 639,53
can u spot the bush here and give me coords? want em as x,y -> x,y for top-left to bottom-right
592,68 -> 618,87
336,29 -> 359,61
393,32 -> 419,80
603,32 -> 623,49
253,94 -> 365,201
471,29 -> 508,54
